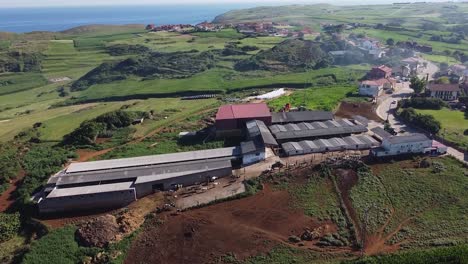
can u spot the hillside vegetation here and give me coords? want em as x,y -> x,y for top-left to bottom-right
235,39 -> 330,72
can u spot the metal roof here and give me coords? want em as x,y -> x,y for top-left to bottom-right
66,147 -> 240,173
240,139 -> 264,154
47,182 -> 134,198
216,103 -> 271,120
271,111 -> 333,124
246,120 -> 278,146
385,134 -> 430,145
270,119 -> 367,140
371,127 -> 392,139
58,158 -> 232,186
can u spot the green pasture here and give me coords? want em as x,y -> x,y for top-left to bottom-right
0,72 -> 47,96
420,54 -> 460,64
351,157 -> 468,249
416,108 -> 468,149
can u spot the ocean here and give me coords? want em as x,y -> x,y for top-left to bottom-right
0,4 -> 257,33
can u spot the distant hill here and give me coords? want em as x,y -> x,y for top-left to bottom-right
234,39 -> 331,72
60,24 -> 145,36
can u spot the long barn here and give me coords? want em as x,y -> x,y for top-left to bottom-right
38,147 -> 241,213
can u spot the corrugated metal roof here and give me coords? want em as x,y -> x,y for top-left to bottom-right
371,127 -> 392,139
66,147 -> 239,173
246,120 -> 278,146
271,124 -> 367,140
59,158 -> 232,186
385,134 -> 430,144
216,103 -> 271,120
47,182 -> 134,198
271,111 -> 333,124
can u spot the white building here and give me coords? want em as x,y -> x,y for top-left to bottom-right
359,79 -> 394,97
427,83 -> 461,101
372,133 -> 432,157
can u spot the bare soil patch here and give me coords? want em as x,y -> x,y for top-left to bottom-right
335,101 -> 382,121
125,185 -> 337,264
0,169 -> 25,212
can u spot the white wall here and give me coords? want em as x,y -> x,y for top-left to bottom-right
243,151 -> 265,165
375,139 -> 432,157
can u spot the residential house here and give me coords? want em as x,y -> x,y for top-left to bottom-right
359,78 -> 395,97
449,64 -> 468,80
427,83 -> 461,101
368,65 -> 392,79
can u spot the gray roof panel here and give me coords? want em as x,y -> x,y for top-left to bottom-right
66,147 -> 239,173
47,182 -> 134,198
271,111 -> 333,124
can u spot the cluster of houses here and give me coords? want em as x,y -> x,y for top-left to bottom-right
145,21 -> 223,33
427,64 -> 468,102
359,65 -> 395,97
235,22 -> 315,37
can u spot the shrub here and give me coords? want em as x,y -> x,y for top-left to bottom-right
399,98 -> 446,110
0,212 -> 21,242
397,108 -> 441,134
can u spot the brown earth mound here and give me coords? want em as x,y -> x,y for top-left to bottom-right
335,101 -> 382,121
76,214 -> 121,247
125,185 -> 337,264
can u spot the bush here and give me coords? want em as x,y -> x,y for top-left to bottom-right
0,212 -> 21,242
22,226 -> 91,264
0,143 -> 20,190
399,98 -> 446,110
17,146 -> 73,205
397,108 -> 441,134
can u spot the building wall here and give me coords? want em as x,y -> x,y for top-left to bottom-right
134,167 -> 232,198
39,189 -> 136,213
374,139 -> 432,157
216,116 -> 272,131
430,90 -> 458,101
242,151 -> 265,165
359,84 -> 382,97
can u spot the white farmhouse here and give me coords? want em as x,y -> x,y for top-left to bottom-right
427,83 -> 461,101
372,133 -> 432,157
359,78 -> 394,97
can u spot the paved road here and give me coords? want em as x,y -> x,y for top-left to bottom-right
375,61 -> 467,164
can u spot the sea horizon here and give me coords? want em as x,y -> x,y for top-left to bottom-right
0,4 -> 258,33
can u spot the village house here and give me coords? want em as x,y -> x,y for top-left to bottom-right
195,21 -> 219,31
372,133 -> 433,157
368,65 -> 392,79
359,78 -> 395,97
427,83 -> 461,101
449,64 -> 468,80
401,57 -> 422,75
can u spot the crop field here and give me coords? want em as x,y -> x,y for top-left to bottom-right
415,108 -> 468,149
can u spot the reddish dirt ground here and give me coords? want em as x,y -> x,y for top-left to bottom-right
335,169 -> 361,240
335,101 -> 382,121
125,185 -> 339,264
0,170 -> 25,212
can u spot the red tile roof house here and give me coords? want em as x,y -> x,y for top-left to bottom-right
427,83 -> 461,101
215,103 -> 272,137
368,65 -> 392,79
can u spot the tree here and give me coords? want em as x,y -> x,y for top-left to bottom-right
386,38 -> 395,46
409,76 -> 426,94
435,76 -> 450,84
0,213 -> 21,242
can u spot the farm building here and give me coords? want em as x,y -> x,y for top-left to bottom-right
241,120 -> 278,165
215,103 -> 272,136
271,110 -> 333,124
269,118 -> 368,143
371,133 -> 432,157
38,147 -> 240,213
370,127 -> 392,141
282,135 -> 380,156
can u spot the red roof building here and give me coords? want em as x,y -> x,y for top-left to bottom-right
369,65 -> 392,79
215,103 -> 272,131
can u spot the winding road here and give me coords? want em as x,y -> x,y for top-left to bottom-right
375,59 -> 467,164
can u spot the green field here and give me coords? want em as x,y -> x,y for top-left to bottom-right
0,72 -> 47,96
416,108 -> 468,149
351,157 -> 468,249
